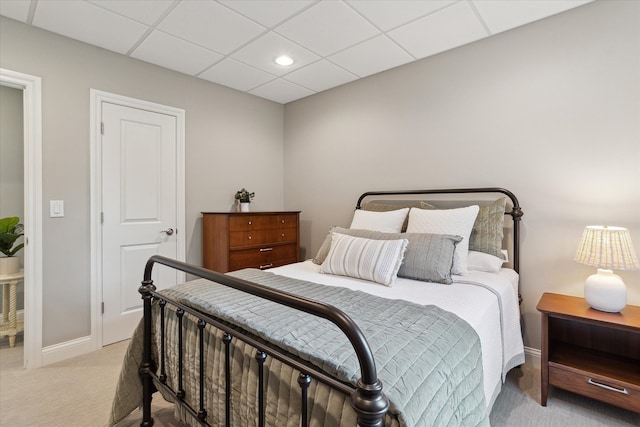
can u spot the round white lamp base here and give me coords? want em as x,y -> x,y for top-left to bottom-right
584,269 -> 627,313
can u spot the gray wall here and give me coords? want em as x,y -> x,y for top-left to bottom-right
0,85 -> 25,310
0,17 -> 284,347
283,0 -> 640,350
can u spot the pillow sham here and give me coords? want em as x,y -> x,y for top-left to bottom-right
314,227 -> 461,284
320,233 -> 408,286
469,198 -> 507,259
467,251 -> 505,273
361,202 -> 435,232
406,205 -> 479,275
349,207 -> 409,233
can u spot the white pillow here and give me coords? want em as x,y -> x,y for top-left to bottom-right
406,205 -> 479,275
468,251 -> 505,273
320,233 -> 408,286
349,208 -> 409,233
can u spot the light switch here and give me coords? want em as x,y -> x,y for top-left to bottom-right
50,200 -> 64,218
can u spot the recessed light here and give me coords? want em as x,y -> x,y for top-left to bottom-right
275,55 -> 294,66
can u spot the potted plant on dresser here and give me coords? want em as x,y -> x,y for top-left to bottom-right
234,188 -> 255,212
0,216 -> 24,275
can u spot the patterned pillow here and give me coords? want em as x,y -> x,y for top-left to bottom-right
468,198 -> 507,259
406,205 -> 479,275
320,233 -> 408,286
314,227 -> 461,284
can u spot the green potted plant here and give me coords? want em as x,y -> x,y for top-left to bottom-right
234,188 -> 255,212
0,216 -> 24,275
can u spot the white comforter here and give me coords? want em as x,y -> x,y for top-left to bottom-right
271,260 -> 525,410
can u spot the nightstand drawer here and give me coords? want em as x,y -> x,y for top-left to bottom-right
549,363 -> 640,413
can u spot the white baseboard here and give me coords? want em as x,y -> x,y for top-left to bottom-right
41,335 -> 93,366
524,345 -> 541,369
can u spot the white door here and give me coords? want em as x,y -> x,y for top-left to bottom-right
101,102 -> 178,345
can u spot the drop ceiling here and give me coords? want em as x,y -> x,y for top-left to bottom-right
0,0 -> 593,104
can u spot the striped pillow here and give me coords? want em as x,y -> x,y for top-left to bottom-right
314,227 -> 461,284
320,233 -> 408,286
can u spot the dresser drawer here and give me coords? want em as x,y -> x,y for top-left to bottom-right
229,230 -> 276,248
275,214 -> 298,230
549,363 -> 640,413
229,215 -> 275,232
229,244 -> 298,271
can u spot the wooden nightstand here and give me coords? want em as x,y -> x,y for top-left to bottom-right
537,292 -> 640,413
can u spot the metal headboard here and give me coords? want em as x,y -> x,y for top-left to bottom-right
355,187 -> 523,273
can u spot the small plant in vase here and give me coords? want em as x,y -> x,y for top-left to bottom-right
234,188 -> 255,212
0,216 -> 24,275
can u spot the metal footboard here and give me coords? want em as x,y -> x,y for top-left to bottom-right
138,255 -> 389,427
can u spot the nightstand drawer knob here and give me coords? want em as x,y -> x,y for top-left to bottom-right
587,378 -> 628,395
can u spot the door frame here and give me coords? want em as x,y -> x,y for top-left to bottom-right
0,68 -> 43,369
90,90 -> 186,349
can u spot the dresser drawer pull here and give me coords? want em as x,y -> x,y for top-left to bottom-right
587,378 -> 629,395
259,247 -> 273,252
259,263 -> 273,270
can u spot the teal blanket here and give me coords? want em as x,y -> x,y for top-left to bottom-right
110,269 -> 488,427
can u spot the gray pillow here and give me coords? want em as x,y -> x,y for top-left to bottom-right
468,198 -> 507,259
361,201 -> 434,232
313,227 -> 461,284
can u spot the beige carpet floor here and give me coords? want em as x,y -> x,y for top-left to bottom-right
0,338 -> 638,426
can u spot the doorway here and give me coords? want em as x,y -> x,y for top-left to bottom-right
90,90 -> 186,348
0,68 -> 43,370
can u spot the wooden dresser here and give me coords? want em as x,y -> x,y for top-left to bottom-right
202,211 -> 300,273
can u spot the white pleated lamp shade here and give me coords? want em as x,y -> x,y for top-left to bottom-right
574,226 -> 639,312
574,226 -> 639,270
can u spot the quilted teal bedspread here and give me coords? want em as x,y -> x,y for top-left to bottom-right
110,269 -> 488,427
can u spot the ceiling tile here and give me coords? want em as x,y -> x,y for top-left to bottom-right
199,58 -> 276,92
283,60 -> 358,93
388,1 -> 488,60
275,1 -> 379,56
231,32 -> 320,76
472,0 -> 593,35
88,0 -> 176,26
347,0 -> 456,31
220,0 -> 314,28
250,79 -> 315,104
158,0 -> 266,55
329,34 -> 414,78
0,0 -> 31,22
131,30 -> 223,76
32,0 -> 148,54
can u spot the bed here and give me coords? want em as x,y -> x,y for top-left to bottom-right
109,188 -> 525,427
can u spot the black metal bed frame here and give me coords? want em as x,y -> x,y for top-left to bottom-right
138,187 -> 523,427
139,256 -> 388,427
356,187 -> 523,273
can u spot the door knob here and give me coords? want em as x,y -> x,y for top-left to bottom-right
161,228 -> 174,236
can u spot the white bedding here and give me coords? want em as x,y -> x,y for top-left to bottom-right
270,260 -> 525,411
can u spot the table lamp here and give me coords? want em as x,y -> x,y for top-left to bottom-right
574,225 -> 639,312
